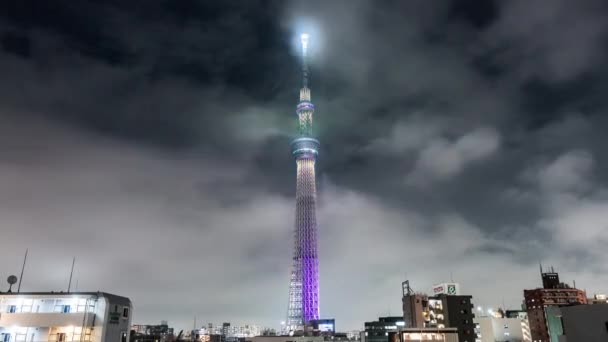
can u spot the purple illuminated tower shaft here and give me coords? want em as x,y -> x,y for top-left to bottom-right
286,34 -> 320,331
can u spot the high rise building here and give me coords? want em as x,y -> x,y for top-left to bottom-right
286,33 -> 321,332
523,267 -> 587,342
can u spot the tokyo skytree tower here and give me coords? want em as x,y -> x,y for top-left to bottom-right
285,33 -> 320,332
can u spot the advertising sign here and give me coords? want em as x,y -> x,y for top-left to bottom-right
432,283 -> 460,295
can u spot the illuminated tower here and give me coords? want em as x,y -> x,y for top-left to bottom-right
286,33 -> 320,332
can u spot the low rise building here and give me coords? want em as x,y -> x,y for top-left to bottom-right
131,322 -> 176,341
308,319 -> 335,336
0,291 -> 132,342
361,317 -> 405,342
400,328 -> 459,342
588,294 -> 608,304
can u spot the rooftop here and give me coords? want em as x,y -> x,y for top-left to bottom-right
0,291 -> 131,306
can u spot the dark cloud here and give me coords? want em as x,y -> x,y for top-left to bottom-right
1,0 -> 608,331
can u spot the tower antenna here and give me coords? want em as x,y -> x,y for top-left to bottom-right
17,248 -> 28,293
67,257 -> 75,293
300,33 -> 309,88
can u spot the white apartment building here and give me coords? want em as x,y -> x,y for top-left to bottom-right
475,312 -> 531,342
0,292 -> 132,342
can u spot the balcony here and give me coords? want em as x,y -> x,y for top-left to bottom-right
0,312 -> 95,327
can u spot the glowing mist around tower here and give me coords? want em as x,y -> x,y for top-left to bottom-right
285,33 -> 320,332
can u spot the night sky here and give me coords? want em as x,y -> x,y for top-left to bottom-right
1,0 -> 608,331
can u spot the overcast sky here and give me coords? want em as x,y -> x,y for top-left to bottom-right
1,0 -> 608,332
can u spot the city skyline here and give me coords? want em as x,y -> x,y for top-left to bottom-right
1,0 -> 608,333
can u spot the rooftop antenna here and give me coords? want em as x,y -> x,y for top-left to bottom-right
300,33 -> 309,88
539,262 -> 544,287
67,257 -> 76,293
450,271 -> 454,283
7,275 -> 18,293
17,248 -> 28,293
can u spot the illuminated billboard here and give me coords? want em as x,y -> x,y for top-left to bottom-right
432,283 -> 460,295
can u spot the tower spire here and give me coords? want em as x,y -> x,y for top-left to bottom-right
296,33 -> 314,136
301,33 -> 310,89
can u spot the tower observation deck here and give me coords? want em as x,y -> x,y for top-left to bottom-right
285,33 -> 320,332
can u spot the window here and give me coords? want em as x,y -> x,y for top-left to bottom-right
605,321 -> 608,332
73,328 -> 92,342
20,299 -> 32,313
3,334 -> 11,342
114,305 -> 118,312
121,332 -> 127,342
57,333 -> 66,342
54,305 -> 71,313
123,307 -> 129,318
8,305 -> 16,313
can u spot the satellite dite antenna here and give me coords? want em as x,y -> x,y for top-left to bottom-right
7,275 -> 18,293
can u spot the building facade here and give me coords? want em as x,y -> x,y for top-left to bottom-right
476,316 -> 527,342
131,323 -> 176,342
402,293 -> 428,329
362,317 -> 405,342
400,328 -> 459,342
247,336 -> 325,342
544,304 -> 608,342
0,292 -> 131,342
504,311 -> 531,342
